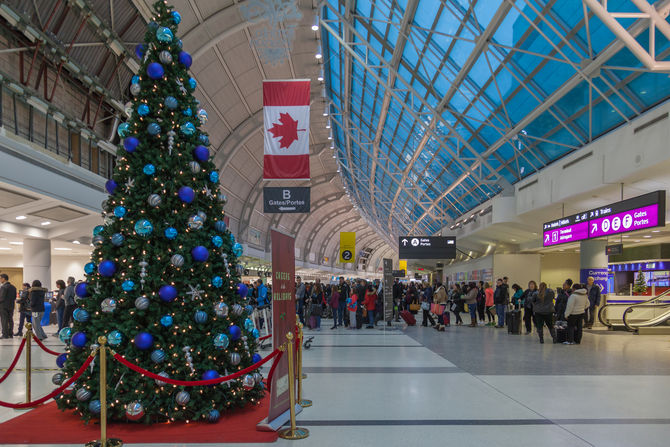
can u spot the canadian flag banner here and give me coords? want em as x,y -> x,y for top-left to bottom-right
263,80 -> 310,180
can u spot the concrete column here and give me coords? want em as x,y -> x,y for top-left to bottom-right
23,239 -> 51,289
579,239 -> 608,292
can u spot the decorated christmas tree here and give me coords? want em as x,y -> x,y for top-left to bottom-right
633,270 -> 648,294
56,1 -> 264,423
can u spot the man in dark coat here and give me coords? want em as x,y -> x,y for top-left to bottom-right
0,273 -> 17,338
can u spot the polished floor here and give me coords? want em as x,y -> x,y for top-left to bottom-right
1,314 -> 670,446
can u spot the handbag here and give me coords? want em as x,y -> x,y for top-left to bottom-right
430,303 -> 443,315
409,303 -> 420,312
311,303 -> 322,317
362,308 -> 368,317
421,301 -> 430,311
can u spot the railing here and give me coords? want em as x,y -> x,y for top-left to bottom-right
598,289 -> 670,330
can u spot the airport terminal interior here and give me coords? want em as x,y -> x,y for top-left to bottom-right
1,0 -> 670,446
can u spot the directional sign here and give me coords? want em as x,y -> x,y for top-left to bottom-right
398,236 -> 456,259
263,187 -> 310,213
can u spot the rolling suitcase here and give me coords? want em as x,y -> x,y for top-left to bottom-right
400,310 -> 416,326
506,310 -> 521,334
555,320 -> 567,343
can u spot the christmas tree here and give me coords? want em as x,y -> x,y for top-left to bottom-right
633,270 -> 648,294
56,1 -> 264,423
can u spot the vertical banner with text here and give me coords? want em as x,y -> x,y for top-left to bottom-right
383,258 -> 393,321
339,232 -> 356,263
268,230 -> 297,423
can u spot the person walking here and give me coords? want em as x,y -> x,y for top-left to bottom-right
364,285 -> 377,329
523,281 -> 537,335
493,278 -> 509,328
62,277 -> 77,327
53,279 -> 66,332
295,276 -> 306,326
484,282 -> 495,325
585,276 -> 601,329
14,283 -> 31,336
531,282 -> 556,344
465,282 -> 479,327
29,280 -> 48,340
434,282 -> 448,331
564,283 -> 589,345
0,274 -> 17,339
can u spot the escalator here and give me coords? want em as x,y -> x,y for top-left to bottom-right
598,289 -> 670,332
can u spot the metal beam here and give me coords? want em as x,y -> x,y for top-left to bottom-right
213,110 -> 263,170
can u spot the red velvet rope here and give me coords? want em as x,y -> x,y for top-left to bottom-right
0,338 -> 26,384
112,348 -> 281,386
264,349 -> 283,394
0,354 -> 95,409
258,334 -> 271,341
33,336 -> 64,356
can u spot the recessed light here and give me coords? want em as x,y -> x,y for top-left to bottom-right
311,24 -> 319,31
643,235 -> 652,238
652,230 -> 660,233
317,76 -> 324,82
9,241 -> 23,245
54,247 -> 72,251
40,221 -> 51,226
622,235 -> 629,238
72,240 -> 81,244
315,53 -> 322,59
0,247 -> 11,251
15,215 -> 26,220
634,240 -> 640,242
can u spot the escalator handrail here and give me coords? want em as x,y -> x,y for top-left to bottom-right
623,289 -> 670,331
598,288 -> 670,329
623,305 -> 670,330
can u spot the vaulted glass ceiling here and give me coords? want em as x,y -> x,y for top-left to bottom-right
320,0 -> 670,239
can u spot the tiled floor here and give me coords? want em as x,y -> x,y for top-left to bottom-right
1,316 -> 670,446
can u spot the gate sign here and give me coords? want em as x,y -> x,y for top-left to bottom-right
339,232 -> 355,263
398,236 -> 456,259
263,187 -> 310,213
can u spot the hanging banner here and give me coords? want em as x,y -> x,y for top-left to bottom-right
399,260 -> 407,273
263,80 -> 311,180
339,232 -> 355,263
383,258 -> 393,322
263,187 -> 310,213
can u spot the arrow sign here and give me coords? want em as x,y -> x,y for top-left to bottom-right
401,239 -> 408,246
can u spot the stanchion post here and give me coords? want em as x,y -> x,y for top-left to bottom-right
86,336 -> 123,447
24,323 -> 32,404
278,332 -> 309,440
296,324 -> 311,408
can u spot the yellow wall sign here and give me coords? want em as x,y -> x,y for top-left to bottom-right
339,232 -> 356,263
399,260 -> 407,272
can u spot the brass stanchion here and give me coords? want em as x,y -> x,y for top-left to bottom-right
86,336 -> 123,447
278,332 -> 309,440
296,324 -> 311,408
24,323 -> 32,404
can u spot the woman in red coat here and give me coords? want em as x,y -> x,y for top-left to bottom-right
364,285 -> 377,329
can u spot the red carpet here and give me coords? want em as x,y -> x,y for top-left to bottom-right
0,398 -> 278,444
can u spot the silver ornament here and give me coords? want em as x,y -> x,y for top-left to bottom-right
189,161 -> 201,173
187,215 -> 204,230
232,304 -> 243,316
213,302 -> 228,317
159,50 -> 172,64
242,374 -> 255,390
101,298 -> 117,313
125,401 -> 145,421
155,371 -> 169,386
219,194 -> 228,205
175,390 -> 190,406
135,296 -> 150,310
197,210 -> 207,222
253,372 -> 263,384
90,343 -> 100,354
124,101 -> 133,118
229,352 -> 241,366
170,254 -> 184,268
52,373 -> 64,385
76,388 -> 92,402
93,235 -> 105,245
148,194 -> 162,207
130,83 -> 141,96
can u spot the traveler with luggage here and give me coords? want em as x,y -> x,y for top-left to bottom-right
531,282 -> 556,344
433,282 -> 449,331
449,284 -> 464,326
523,281 -> 537,335
476,281 -> 486,325
493,278 -> 509,328
464,282 -> 479,327
308,282 -> 324,331
511,284 -> 524,310
364,285 -> 377,329
346,292 -> 358,330
564,283 -> 589,345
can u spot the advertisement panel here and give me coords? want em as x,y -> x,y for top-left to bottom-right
580,268 -> 608,294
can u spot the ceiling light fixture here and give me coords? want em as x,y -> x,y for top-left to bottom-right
55,247 -> 72,251
40,221 -> 51,226
311,16 -> 319,31
315,52 -> 322,60
9,241 -> 23,245
15,215 -> 26,220
72,240 -> 81,244
0,247 -> 11,251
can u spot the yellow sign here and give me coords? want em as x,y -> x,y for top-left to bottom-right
339,232 -> 355,263
399,260 -> 407,272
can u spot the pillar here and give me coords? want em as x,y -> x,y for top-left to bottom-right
579,239 -> 608,293
23,239 -> 51,289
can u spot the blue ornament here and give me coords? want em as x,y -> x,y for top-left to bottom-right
207,409 -> 220,423
252,353 -> 262,364
165,96 -> 178,109
159,285 -> 177,302
177,39 -> 183,49
111,233 -> 124,246
105,179 -> 118,195
122,280 -> 135,292
98,260 -> 117,277
233,242 -> 244,257
132,75 -> 140,84
215,220 -> 227,233
211,276 -> 223,288
209,171 -> 219,183
237,283 -> 248,297
123,137 -> 139,152
93,225 -> 104,236
134,332 -> 154,350
211,235 -> 223,247
191,246 -> 209,262
151,349 -> 166,363
171,11 -> 182,24
178,51 -> 192,68
188,77 -> 197,90
183,107 -> 192,116
194,310 -> 208,323
197,108 -> 208,124
160,315 -> 173,327
230,233 -> 236,244
143,164 -> 156,175
252,328 -> 260,339
245,305 -> 254,315
108,330 -> 123,346
113,206 -> 126,218
89,400 -> 101,414
84,262 -> 96,275
244,318 -> 254,332
148,21 -> 158,30
117,122 -> 130,138
71,332 -> 87,348
147,122 -> 161,136
75,282 -> 90,298
59,327 -> 73,343
137,104 -> 150,116
193,145 -> 209,161
134,43 -> 145,59
156,26 -> 173,42
229,325 -> 242,341
178,186 -> 195,203
147,62 -> 164,80
73,309 -> 90,323
213,333 -> 229,349
56,353 -> 68,368
180,122 -> 196,135
164,227 -> 178,240
202,369 -> 219,382
199,134 -> 210,145
134,219 -> 154,237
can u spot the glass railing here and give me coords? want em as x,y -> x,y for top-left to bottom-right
598,289 -> 670,330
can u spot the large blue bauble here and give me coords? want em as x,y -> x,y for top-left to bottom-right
93,225 -> 104,236
143,164 -> 156,175
213,333 -> 229,349
159,285 -> 177,302
56,353 -> 68,368
207,409 -> 220,423
188,77 -> 197,90
183,108 -> 192,117
202,369 -> 219,381
132,75 -> 139,84
147,122 -> 161,135
165,96 -> 178,109
137,104 -> 150,116
245,305 -> 253,315
73,308 -> 89,323
199,134 -> 210,145
134,43 -> 145,59
108,330 -> 123,346
252,353 -> 262,364
164,227 -> 178,240
113,206 -> 126,218
122,280 -> 135,292
111,233 -> 124,246
230,233 -> 236,244
178,186 -> 195,203
134,332 -> 154,350
180,122 -> 196,136
105,180 -> 118,195
160,315 -> 173,327
193,145 -> 209,161
209,171 -> 219,183
117,122 -> 130,138
123,137 -> 139,152
71,332 -> 87,348
156,26 -> 173,42
229,325 -> 242,341
134,219 -> 153,237
147,62 -> 164,80
84,262 -> 96,275
75,282 -> 90,298
233,242 -> 244,257
89,399 -> 101,414
215,221 -> 227,233
237,283 -> 248,297
191,246 -> 209,262
171,11 -> 182,24
59,327 -> 72,343
98,260 -> 117,277
194,310 -> 208,323
211,276 -> 222,288
151,349 -> 166,363
244,318 -> 254,332
211,236 -> 223,247
252,328 -> 260,339
178,51 -> 192,68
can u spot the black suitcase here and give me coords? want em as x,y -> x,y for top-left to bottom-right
506,310 -> 521,334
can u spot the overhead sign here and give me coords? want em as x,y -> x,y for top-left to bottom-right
339,232 -> 355,263
543,190 -> 666,247
398,236 -> 456,259
263,187 -> 310,213
392,270 -> 406,278
606,244 -> 624,256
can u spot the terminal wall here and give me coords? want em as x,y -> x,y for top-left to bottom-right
493,254 -> 541,288
539,252 -> 580,290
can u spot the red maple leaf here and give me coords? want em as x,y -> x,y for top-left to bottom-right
268,112 -> 305,149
